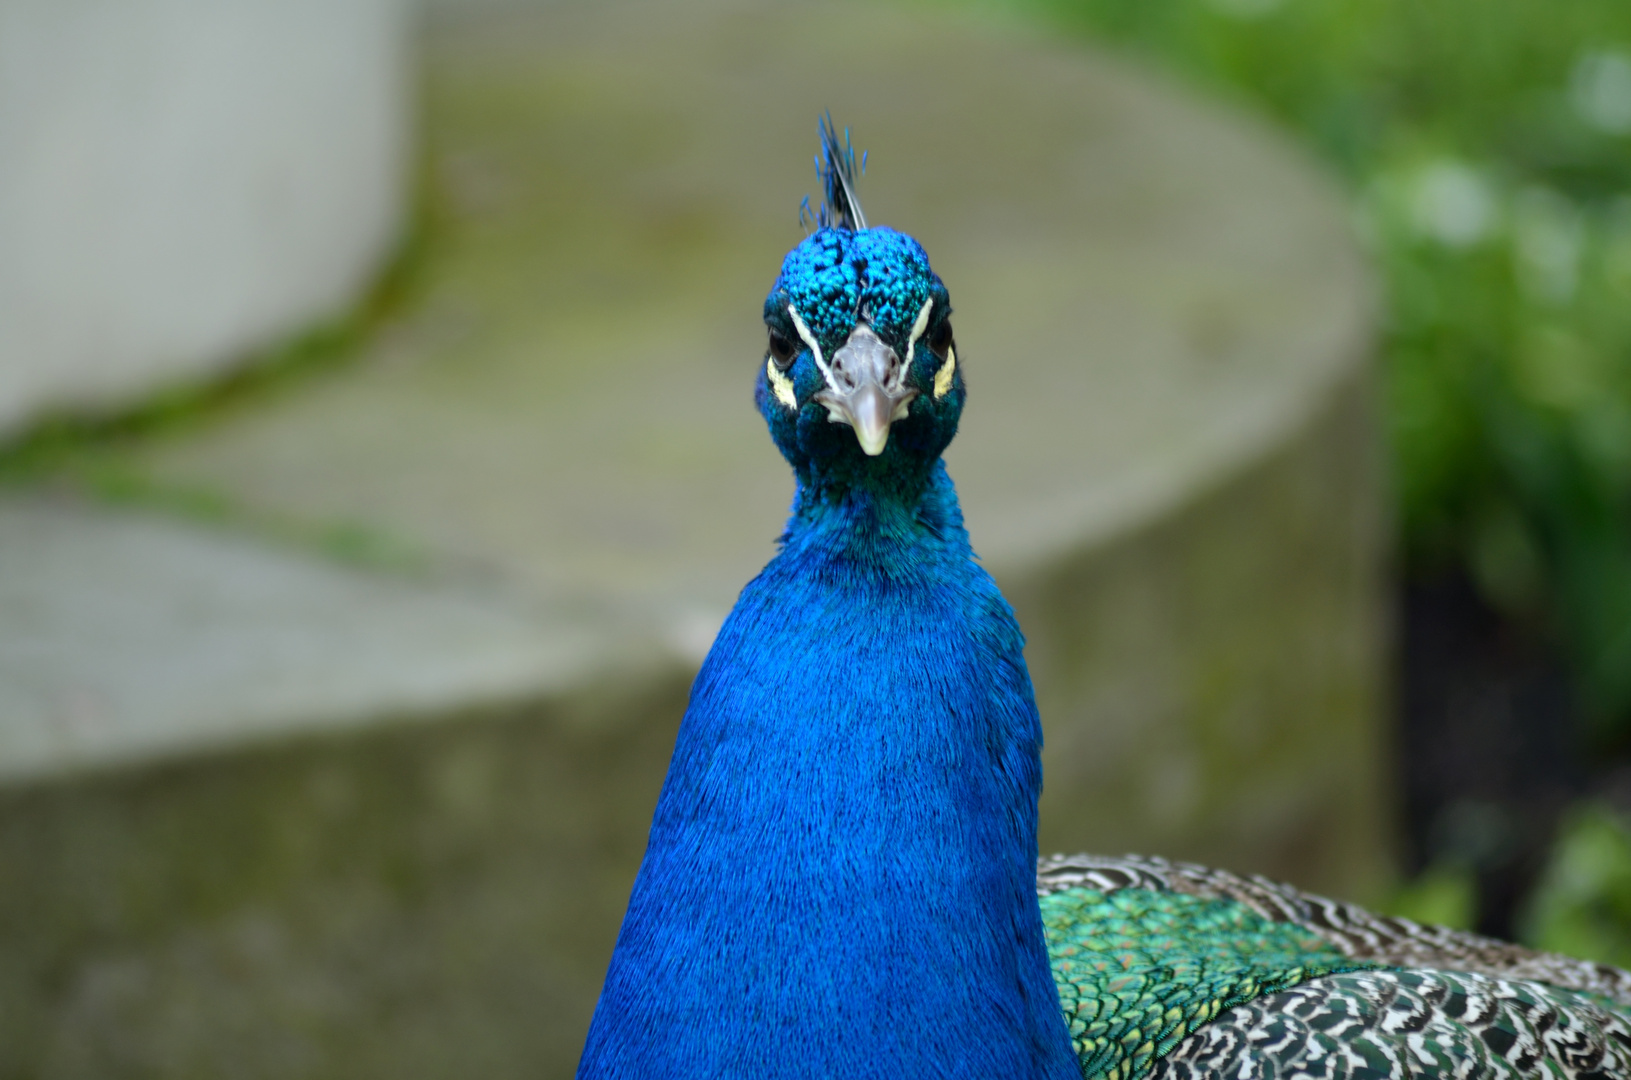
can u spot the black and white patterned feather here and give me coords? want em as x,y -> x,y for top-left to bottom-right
1038,853 -> 1631,1079
1152,968 -> 1631,1079
1039,853 -> 1631,1007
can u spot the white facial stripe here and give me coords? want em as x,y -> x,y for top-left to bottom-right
766,358 -> 797,409
933,344 -> 956,399
785,304 -> 834,386
904,298 -> 934,367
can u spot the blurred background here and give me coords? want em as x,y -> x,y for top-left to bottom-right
1014,0 -> 1631,962
3,0 -> 1631,1075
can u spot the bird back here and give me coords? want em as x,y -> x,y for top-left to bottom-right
1040,854 -> 1631,1079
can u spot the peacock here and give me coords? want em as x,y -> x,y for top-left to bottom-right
576,118 -> 1631,1080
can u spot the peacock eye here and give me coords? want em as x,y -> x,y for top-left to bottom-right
767,329 -> 798,370
927,318 -> 954,359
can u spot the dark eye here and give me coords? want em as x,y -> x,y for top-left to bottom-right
928,318 -> 954,359
767,329 -> 798,370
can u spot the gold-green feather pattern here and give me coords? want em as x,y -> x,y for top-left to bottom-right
1038,854 -> 1631,1079
1042,886 -> 1375,1079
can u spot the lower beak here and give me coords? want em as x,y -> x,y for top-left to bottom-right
843,382 -> 911,456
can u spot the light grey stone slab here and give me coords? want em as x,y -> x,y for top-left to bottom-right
0,497 -> 615,783
0,0 -> 411,434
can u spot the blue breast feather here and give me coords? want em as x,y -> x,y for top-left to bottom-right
578,463 -> 1081,1078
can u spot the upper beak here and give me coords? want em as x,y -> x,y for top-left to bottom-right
815,324 -> 917,456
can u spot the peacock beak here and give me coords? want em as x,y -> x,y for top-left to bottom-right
815,324 -> 917,456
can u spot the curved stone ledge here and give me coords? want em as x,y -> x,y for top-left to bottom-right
0,1 -> 1386,1075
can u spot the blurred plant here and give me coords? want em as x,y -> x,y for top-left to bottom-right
991,0 -> 1631,747
1521,803 -> 1631,967
1384,861 -> 1478,931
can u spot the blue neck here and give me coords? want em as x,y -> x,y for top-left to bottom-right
579,463 -> 1078,1080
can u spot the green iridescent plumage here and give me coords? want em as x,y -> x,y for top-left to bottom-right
1042,887 -> 1375,1080
1036,856 -> 1631,1078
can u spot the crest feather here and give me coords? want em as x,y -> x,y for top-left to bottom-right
800,114 -> 868,232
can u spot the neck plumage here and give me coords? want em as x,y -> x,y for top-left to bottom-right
578,462 -> 1078,1080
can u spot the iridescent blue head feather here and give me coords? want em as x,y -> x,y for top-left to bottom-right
758,123 -> 965,505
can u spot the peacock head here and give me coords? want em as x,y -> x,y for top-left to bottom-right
755,119 -> 965,493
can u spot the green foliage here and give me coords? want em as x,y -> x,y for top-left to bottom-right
996,0 -> 1631,741
1522,803 -> 1631,968
1382,862 -> 1479,932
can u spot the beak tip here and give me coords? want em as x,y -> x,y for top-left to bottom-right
856,418 -> 890,456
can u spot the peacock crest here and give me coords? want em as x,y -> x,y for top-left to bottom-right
801,113 -> 868,232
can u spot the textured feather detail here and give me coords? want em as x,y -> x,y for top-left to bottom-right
801,113 -> 867,232
1149,968 -> 1631,1079
1042,887 -> 1376,1080
1039,853 -> 1631,1008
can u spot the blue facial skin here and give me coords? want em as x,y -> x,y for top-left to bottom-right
577,227 -> 1080,1080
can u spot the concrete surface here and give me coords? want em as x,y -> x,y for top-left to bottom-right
0,0 -> 1387,1076
0,0 -> 411,435
0,497 -> 615,782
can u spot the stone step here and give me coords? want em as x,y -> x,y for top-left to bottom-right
0,496 -> 619,783
0,0 -> 1385,1076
